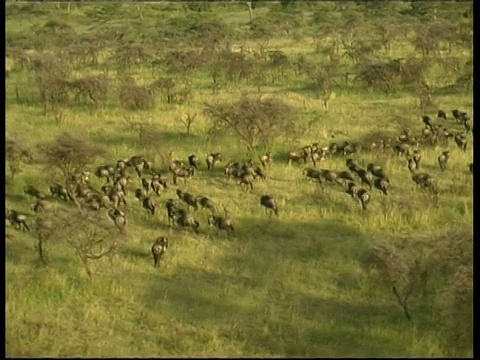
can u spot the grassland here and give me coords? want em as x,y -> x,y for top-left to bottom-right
6,2 -> 473,357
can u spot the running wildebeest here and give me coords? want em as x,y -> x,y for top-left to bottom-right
411,172 -> 438,195
172,167 -> 195,185
188,154 -> 199,170
172,208 -> 200,233
142,197 -> 156,215
394,143 -> 411,158
373,177 -> 389,195
150,174 -> 168,195
259,152 -> 273,169
6,209 -> 30,231
176,189 -> 198,210
422,115 -> 435,132
407,157 -> 417,173
437,150 -> 450,171
367,163 -> 389,181
303,167 -> 322,181
107,208 -> 126,229
208,215 -> 234,232
288,146 -> 311,165
24,185 -> 45,199
165,199 -> 179,226
206,153 -> 222,170
50,183 -> 70,202
95,165 -> 115,184
454,133 -> 467,151
260,195 -> 278,216
356,189 -> 370,211
463,116 -> 472,134
437,110 -> 447,122
196,196 -> 216,213
151,236 -> 168,267
32,199 -> 50,213
141,178 -> 150,193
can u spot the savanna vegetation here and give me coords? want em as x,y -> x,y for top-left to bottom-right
6,1 -> 473,357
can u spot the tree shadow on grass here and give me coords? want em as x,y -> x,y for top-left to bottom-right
139,263 -> 420,357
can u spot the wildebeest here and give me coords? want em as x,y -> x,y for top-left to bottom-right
318,169 -> 339,185
412,150 -> 422,169
196,196 -> 216,213
367,163 -> 389,181
172,208 -> 200,233
411,172 -> 438,195
151,236 -> 168,267
188,154 -> 199,170
452,109 -> 468,123
165,199 -> 179,226
422,115 -> 435,132
172,167 -> 195,185
346,158 -> 363,175
373,177 -> 389,195
355,169 -> 373,190
288,146 -> 311,165
113,175 -> 130,195
343,142 -> 362,157
454,133 -> 467,151
169,159 -> 185,174
303,168 -> 322,181
259,152 -> 273,169
176,189 -> 198,210
437,110 -> 447,122
95,165 -> 115,184
336,170 -> 355,183
311,147 -> 329,167
206,152 -> 222,170
24,185 -> 45,199
208,215 -> 234,232
32,199 -> 50,213
356,189 -> 370,211
135,188 -> 147,201
239,174 -> 256,191
469,163 -> 473,174
71,171 -> 90,185
437,151 -> 450,171
150,174 -> 168,195
50,183 -> 70,201
407,158 -> 417,173
260,195 -> 278,216
108,187 -> 127,208
345,181 -> 359,200
107,208 -> 126,229
463,116 -> 472,134
142,197 -> 156,215
141,178 -> 150,193
6,209 -> 30,231
394,143 -> 411,158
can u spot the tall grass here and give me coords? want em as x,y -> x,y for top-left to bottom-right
6,2 -> 473,357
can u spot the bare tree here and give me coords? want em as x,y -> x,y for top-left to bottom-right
179,112 -> 197,135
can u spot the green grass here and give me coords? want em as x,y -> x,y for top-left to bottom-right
6,2 -> 473,358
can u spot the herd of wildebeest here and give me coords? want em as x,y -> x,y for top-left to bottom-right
6,108 -> 473,268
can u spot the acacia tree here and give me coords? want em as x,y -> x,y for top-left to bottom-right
38,132 -> 104,179
6,135 -> 33,181
362,226 -> 472,356
34,206 -> 125,277
204,95 -> 302,153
